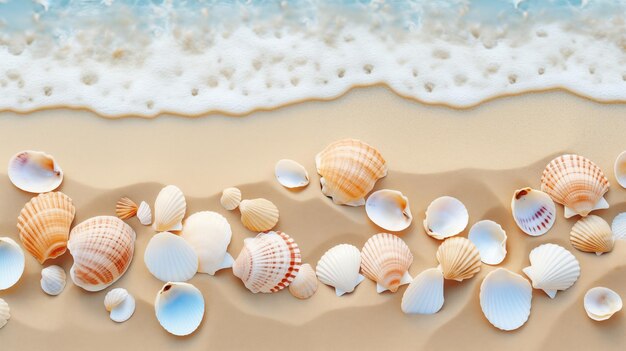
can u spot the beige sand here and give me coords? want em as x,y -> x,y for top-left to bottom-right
0,88 -> 625,350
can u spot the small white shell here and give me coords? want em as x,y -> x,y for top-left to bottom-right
584,287 -> 623,321
40,265 -> 66,296
155,282 -> 205,336
0,298 -> 10,329
104,288 -> 135,323
468,220 -> 507,265
480,268 -> 532,331
611,212 -> 626,241
153,185 -> 186,232
401,268 -> 444,315
8,150 -> 63,193
365,190 -> 413,232
239,198 -> 279,232
522,244 -> 580,298
289,263 -> 318,299
316,244 -> 364,296
275,159 -> 309,188
423,196 -> 469,240
137,201 -> 152,226
144,232 -> 198,282
220,187 -> 242,211
511,188 -> 556,236
180,211 -> 233,275
614,150 -> 626,188
0,237 -> 25,290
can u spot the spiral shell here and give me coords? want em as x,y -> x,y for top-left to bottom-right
153,185 -> 186,232
360,233 -> 413,293
220,187 -> 242,210
116,197 -> 138,220
40,265 -> 66,296
289,263 -> 318,299
239,198 -> 279,232
436,237 -> 481,282
570,215 -> 614,255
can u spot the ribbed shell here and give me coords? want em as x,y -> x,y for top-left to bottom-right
0,237 -> 25,290
289,263 -> 318,299
480,268 -> 532,331
8,150 -> 63,193
360,233 -> 413,293
220,187 -> 242,210
104,288 -> 135,323
40,265 -> 66,296
137,201 -> 152,225
401,268 -> 444,315
239,198 -> 279,232
614,150 -> 626,188
116,197 -> 138,220
511,188 -> 556,236
144,232 -> 198,282
611,212 -> 626,241
104,288 -> 129,311
0,298 -> 9,329
17,191 -> 75,264
153,185 -> 186,232
316,244 -> 364,296
155,282 -> 205,336
522,243 -> 580,298
436,237 -> 481,282
315,139 -> 387,206
570,215 -> 614,255
180,211 -> 233,275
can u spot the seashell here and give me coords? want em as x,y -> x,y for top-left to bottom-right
360,233 -> 413,293
511,187 -> 556,236
522,243 -> 580,298
239,198 -> 279,232
611,212 -> 626,241
104,288 -> 135,323
480,268 -> 532,331
365,190 -> 413,232
220,187 -> 241,211
468,220 -> 507,265
153,185 -> 186,232
116,197 -> 138,220
316,244 -> 364,296
541,154 -> 609,218
436,237 -> 481,282
315,138 -> 387,206
289,263 -> 318,299
584,287 -> 623,321
423,196 -> 469,240
233,231 -> 301,293
40,265 -> 66,296
137,201 -> 152,225
68,216 -> 136,292
570,215 -> 614,255
0,298 -> 10,329
181,211 -> 233,275
401,268 -> 444,315
0,237 -> 25,290
614,150 -> 626,189
275,159 -> 309,188
144,232 -> 198,282
17,191 -> 75,264
8,150 -> 63,193
155,282 -> 205,336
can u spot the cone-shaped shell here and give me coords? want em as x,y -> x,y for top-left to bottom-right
275,159 -> 309,188
239,198 -> 279,232
289,263 -> 318,299
436,237 -> 481,282
584,287 -> 623,321
423,196 -> 469,240
522,243 -> 580,299
144,232 -> 198,282
155,282 -> 205,336
220,187 -> 241,211
40,265 -> 66,296
0,237 -> 25,290
137,201 -> 152,225
570,215 -> 614,255
315,138 -> 387,206
68,216 -> 136,292
181,211 -> 233,275
17,191 -> 75,264
316,244 -> 364,296
153,185 -> 186,232
469,220 -> 507,265
511,188 -> 556,236
365,190 -> 413,232
611,212 -> 626,241
480,268 -> 532,331
8,150 -> 63,193
116,197 -> 138,220
401,268 -> 444,315
0,298 -> 9,329
614,150 -> 626,189
360,233 -> 413,293
232,231 -> 301,293
104,288 -> 135,323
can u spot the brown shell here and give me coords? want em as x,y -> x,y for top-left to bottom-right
116,197 -> 138,220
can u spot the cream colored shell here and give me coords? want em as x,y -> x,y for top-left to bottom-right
289,263 -> 318,299
239,198 -> 279,232
180,211 -> 233,275
220,187 -> 242,210
360,233 -> 413,293
0,298 -> 10,329
104,288 -> 135,323
8,150 -> 63,193
153,185 -> 186,232
570,215 -> 614,255
436,237 -> 481,282
584,287 -> 623,321
316,244 -> 364,296
144,232 -> 198,282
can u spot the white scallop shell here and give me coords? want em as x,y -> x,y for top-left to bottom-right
144,232 -> 198,282
289,263 -> 318,299
522,244 -> 580,298
8,150 -> 63,193
239,198 -> 279,232
584,287 -> 623,321
423,196 -> 469,240
401,268 -> 444,315
480,268 -> 532,331
365,190 -> 413,232
137,201 -> 152,226
614,150 -> 626,188
220,187 -> 242,210
468,220 -> 507,265
180,211 -> 233,275
316,244 -> 364,296
0,298 -> 9,329
40,265 -> 66,296
155,282 -> 205,336
153,185 -> 186,232
275,159 -> 309,188
611,212 -> 626,241
104,288 -> 135,323
360,233 -> 413,293
0,237 -> 25,290
511,188 -> 556,236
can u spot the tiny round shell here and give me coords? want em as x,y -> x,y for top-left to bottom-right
480,268 -> 532,331
239,198 -> 279,232
360,233 -> 413,293
401,268 -> 444,315
144,232 -> 198,282
570,215 -> 614,255
522,243 -> 580,298
40,265 -> 66,296
275,159 -> 309,188
289,263 -> 318,299
104,288 -> 135,323
436,237 -> 481,282
0,237 -> 25,291
468,220 -> 507,265
137,201 -> 152,226
220,187 -> 242,210
153,185 -> 186,232
423,196 -> 469,240
8,150 -> 63,193
316,244 -> 364,296
116,197 -> 138,220
0,298 -> 10,329
614,150 -> 626,189
584,287 -> 623,321
365,190 -> 413,232
511,188 -> 556,236
155,282 -> 205,336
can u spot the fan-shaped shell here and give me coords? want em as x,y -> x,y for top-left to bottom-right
153,185 -> 186,232
144,232 -> 198,282
584,287 -> 623,321
611,212 -> 626,241
480,268 -> 532,331
614,150 -> 626,189
68,216 -> 136,292
401,268 -> 444,315
275,159 -> 309,188
239,198 -> 279,232
104,288 -> 135,323
0,298 -> 10,329
315,138 -> 387,206
137,201 -> 152,225
570,215 -> 614,255
541,154 -> 609,218
423,196 -> 469,240
511,188 -> 556,236
289,263 -> 318,299
436,237 -> 481,282
40,265 -> 66,296
0,237 -> 25,290
365,190 -> 413,232
155,282 -> 205,336
233,231 -> 301,293
316,244 -> 364,296
116,197 -> 138,220
360,233 -> 413,293
181,211 -> 233,275
469,220 -> 507,265
8,150 -> 63,193
220,187 -> 241,211
522,243 -> 580,298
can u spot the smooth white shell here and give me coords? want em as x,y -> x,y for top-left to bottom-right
468,220 -> 507,265
423,196 -> 469,240
220,187 -> 242,211
40,265 -> 66,296
611,212 -> 626,241
137,201 -> 152,226
584,287 -> 623,321
153,185 -> 186,232
316,244 -> 364,296
365,190 -> 413,232
104,288 -> 135,323
480,268 -> 532,331
511,188 -> 556,236
522,244 -> 580,298
155,282 -> 205,336
0,237 -> 25,290
0,298 -> 9,329
8,150 -> 63,193
180,211 -> 233,275
275,159 -> 309,188
144,232 -> 198,282
614,150 -> 626,188
401,268 -> 444,315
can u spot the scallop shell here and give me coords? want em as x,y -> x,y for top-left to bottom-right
153,185 -> 186,232
8,150 -> 63,193
0,298 -> 10,329
315,138 -> 387,206
401,268 -> 444,315
137,201 -> 152,226
68,216 -> 136,292
0,237 -> 25,290
104,288 -> 135,323
611,212 -> 626,241
570,215 -> 614,255
480,268 -> 532,331
584,287 -> 623,321
360,233 -> 413,293
423,196 -> 469,240
144,232 -> 198,282
614,150 -> 626,189
316,244 -> 364,296
17,191 -> 75,264
155,282 -> 205,336
40,265 -> 66,296
180,211 -> 233,275
522,243 -> 580,298
239,198 -> 279,232
541,154 -> 609,218
289,263 -> 318,299
436,237 -> 481,282
469,220 -> 507,265
365,190 -> 413,232
275,159 -> 309,188
116,197 -> 138,220
220,187 -> 241,211
511,187 -> 556,236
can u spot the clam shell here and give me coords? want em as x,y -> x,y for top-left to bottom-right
423,196 -> 469,240
289,263 -> 318,299
0,298 -> 10,329
68,216 -> 136,292
360,233 -> 413,293
522,243 -> 580,298
315,138 -> 387,206
116,197 -> 138,220
8,150 -> 63,193
220,187 -> 242,211
401,268 -> 444,315
584,287 -> 623,321
275,159 -> 309,188
181,211 -> 233,275
365,190 -> 413,232
17,191 -> 75,264
137,201 -> 152,226
0,237 -> 25,290
511,188 -> 556,236
40,265 -> 66,296
541,154 -> 609,218
239,198 -> 279,232
480,268 -> 532,331
144,232 -> 198,282
153,185 -> 186,232
436,237 -> 481,282
155,282 -> 205,336
316,244 -> 364,296
611,212 -> 626,241
614,150 -> 626,188
468,220 -> 507,265
570,215 -> 614,255
104,288 -> 135,323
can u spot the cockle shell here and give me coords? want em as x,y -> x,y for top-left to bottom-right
289,263 -> 318,299
436,237 -> 481,282
17,191 -> 75,264
401,268 -> 444,315
116,197 -> 138,220
155,282 -> 205,336
611,212 -> 626,241
181,211 -> 233,275
584,287 -> 623,321
315,138 -> 387,206
469,220 -> 507,265
360,233 -> 413,293
275,159 -> 309,188
522,244 -> 580,298
511,188 -> 556,236
239,198 -> 279,232
0,298 -> 10,329
104,288 -> 135,323
68,216 -> 136,292
541,154 -> 609,218
220,187 -> 241,211
137,201 -> 152,225
423,196 -> 469,240
144,232 -> 198,282
0,237 -> 25,290
316,244 -> 364,296
8,150 -> 63,193
570,215 -> 614,255
614,150 -> 626,188
40,265 -> 66,296
153,185 -> 186,232
480,268 -> 532,331
365,190 -> 413,232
